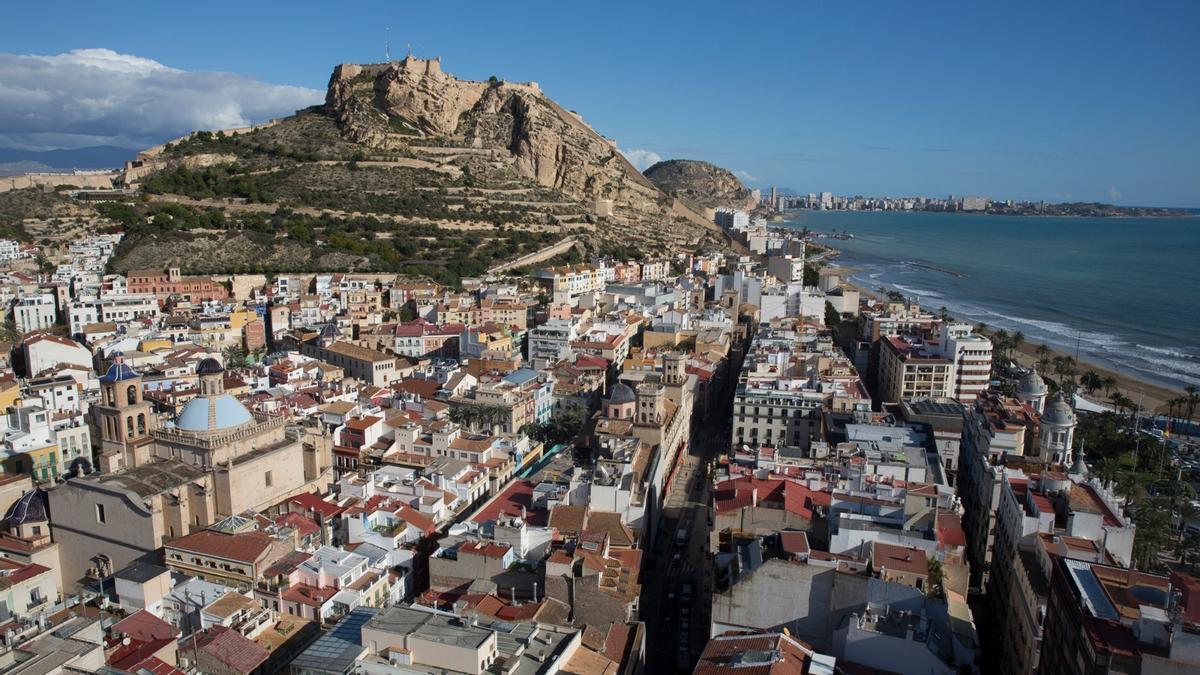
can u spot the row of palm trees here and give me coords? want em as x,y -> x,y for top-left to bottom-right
447,404 -> 510,434
1091,460 -> 1200,571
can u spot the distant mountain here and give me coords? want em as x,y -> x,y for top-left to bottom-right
0,145 -> 138,175
643,159 -> 755,212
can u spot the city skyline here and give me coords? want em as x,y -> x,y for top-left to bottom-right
1,1 -> 1198,206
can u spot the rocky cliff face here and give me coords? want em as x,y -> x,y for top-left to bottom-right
324,56 -> 698,240
643,159 -> 756,212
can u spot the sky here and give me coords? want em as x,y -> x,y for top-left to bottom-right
1,1 -> 1197,207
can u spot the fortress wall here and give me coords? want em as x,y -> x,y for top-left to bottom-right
0,172 -> 118,194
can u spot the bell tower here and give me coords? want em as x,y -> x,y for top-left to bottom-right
636,383 -> 665,426
93,353 -> 157,472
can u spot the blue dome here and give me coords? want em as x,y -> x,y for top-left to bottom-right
99,361 -> 139,384
608,383 -> 636,404
176,394 -> 254,432
4,490 -> 47,525
196,358 -> 224,375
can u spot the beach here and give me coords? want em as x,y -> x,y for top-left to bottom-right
842,278 -> 1187,414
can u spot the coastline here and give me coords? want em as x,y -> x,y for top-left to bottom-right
840,278 -> 1187,414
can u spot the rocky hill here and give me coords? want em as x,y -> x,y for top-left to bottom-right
2,56 -> 733,284
643,159 -> 756,213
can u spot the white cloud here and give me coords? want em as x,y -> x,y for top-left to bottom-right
1108,185 -> 1121,201
0,48 -> 324,150
733,169 -> 758,184
619,147 -> 662,171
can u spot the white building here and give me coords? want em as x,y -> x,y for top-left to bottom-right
13,294 -> 57,333
934,323 -> 993,403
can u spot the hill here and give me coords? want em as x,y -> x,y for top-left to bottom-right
75,56 -> 729,283
643,159 -> 756,213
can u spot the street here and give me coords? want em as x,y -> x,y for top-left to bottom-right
640,426 -> 723,672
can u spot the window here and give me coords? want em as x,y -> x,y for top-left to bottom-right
96,503 -> 106,524
265,471 -> 273,487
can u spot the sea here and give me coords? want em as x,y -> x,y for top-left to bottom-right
776,210 -> 1200,390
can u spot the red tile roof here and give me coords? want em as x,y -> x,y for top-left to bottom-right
112,610 -> 175,642
780,531 -> 811,555
193,626 -> 270,673
166,530 -> 274,564
871,541 -> 928,577
288,492 -> 346,519
459,541 -> 512,559
275,512 -> 321,538
394,503 -> 437,536
472,480 -> 545,526
935,511 -> 967,549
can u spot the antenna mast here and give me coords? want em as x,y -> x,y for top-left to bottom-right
385,27 -> 391,62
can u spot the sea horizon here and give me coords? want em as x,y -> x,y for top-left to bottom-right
778,209 -> 1200,392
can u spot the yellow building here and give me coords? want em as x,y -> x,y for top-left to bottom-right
0,379 -> 20,412
1,442 -> 59,482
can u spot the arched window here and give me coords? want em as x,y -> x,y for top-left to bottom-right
126,385 -> 138,405
126,416 -> 134,436
137,413 -> 146,434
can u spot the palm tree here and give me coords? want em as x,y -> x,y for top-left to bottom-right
1080,370 -> 1104,395
1186,385 -> 1199,425
0,319 -> 20,342
1132,499 -> 1174,571
1115,471 -> 1141,510
1011,331 -> 1025,355
1102,375 -> 1118,397
1093,457 -> 1119,489
926,558 -> 945,598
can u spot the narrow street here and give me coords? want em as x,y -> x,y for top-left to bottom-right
641,423 -> 724,672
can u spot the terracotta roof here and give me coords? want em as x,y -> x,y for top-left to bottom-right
345,415 -> 381,431
288,492 -> 346,519
780,531 -> 810,555
459,541 -> 511,559
549,504 -> 588,535
111,609 -> 175,642
192,625 -> 270,673
281,582 -> 334,608
166,530 -> 274,564
871,541 -> 928,577
393,378 -> 440,399
936,511 -> 967,548
584,511 -> 636,548
393,503 -> 437,536
694,632 -> 816,674
275,512 -> 321,538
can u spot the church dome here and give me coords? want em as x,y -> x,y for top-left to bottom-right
196,358 -> 225,376
176,394 -> 254,433
1041,393 -> 1076,427
1017,369 -> 1047,397
608,383 -> 636,405
3,489 -> 47,526
99,360 -> 139,384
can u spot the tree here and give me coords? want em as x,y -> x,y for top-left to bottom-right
222,345 -> 247,368
824,301 -> 841,329
1186,385 -> 1199,424
0,319 -> 21,342
1115,471 -> 1141,511
1080,370 -> 1104,395
926,558 -> 945,598
1132,496 -> 1175,571
1093,457 -> 1119,489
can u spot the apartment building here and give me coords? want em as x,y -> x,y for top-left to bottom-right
877,335 -> 954,404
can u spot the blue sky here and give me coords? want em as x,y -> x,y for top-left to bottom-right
2,1 -> 1197,206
